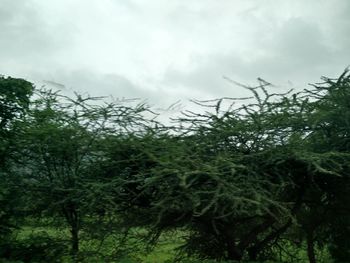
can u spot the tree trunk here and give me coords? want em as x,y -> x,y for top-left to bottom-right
62,204 -> 80,256
225,237 -> 243,261
306,230 -> 316,263
71,221 -> 79,255
227,246 -> 243,261
248,247 -> 258,261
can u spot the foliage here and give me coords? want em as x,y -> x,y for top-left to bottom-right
13,89 -> 153,256
0,76 -> 34,252
0,232 -> 68,262
110,70 -> 350,262
1,70 -> 350,262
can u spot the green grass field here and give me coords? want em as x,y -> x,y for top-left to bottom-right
5,219 -> 332,263
9,221 -> 183,262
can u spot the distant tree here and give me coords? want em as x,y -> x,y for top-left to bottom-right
0,76 -> 33,165
0,76 -> 34,251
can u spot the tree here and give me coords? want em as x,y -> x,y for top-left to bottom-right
111,71 -> 350,262
16,89 -> 151,256
107,83 -> 301,260
0,76 -> 34,253
2,70 -> 350,262
295,70 -> 350,262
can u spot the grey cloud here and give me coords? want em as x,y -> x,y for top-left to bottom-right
0,0 -> 76,76
161,53 -> 261,100
272,18 -> 331,64
42,70 -> 150,100
253,17 -> 349,86
327,2 -> 350,51
0,1 -> 51,58
0,0 -> 349,107
161,14 -> 349,97
40,69 -> 188,118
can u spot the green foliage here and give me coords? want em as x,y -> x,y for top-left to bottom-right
0,76 -> 34,251
110,70 -> 350,262
1,70 -> 350,262
14,89 -> 154,256
0,76 -> 33,131
0,232 -> 68,262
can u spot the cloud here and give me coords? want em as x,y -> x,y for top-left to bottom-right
39,70 -> 189,114
160,8 -> 350,96
0,0 -> 349,107
0,0 -> 76,79
41,70 -> 149,99
0,0 -> 47,58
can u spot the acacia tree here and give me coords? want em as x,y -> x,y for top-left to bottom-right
108,83 -> 304,261
112,71 -> 350,262
294,71 -> 350,262
16,89 -> 151,256
2,71 -> 349,262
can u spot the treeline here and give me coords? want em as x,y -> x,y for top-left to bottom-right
1,71 -> 350,262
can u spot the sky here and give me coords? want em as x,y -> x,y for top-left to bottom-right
1,0 -> 349,110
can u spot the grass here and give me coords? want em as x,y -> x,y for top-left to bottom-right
4,219 -> 333,263
9,220 -> 184,262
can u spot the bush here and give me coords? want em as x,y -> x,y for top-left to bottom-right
0,232 -> 68,262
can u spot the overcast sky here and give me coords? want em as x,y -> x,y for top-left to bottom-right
1,0 -> 349,108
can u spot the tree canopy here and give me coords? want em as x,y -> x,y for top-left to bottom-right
0,71 -> 350,262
